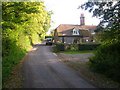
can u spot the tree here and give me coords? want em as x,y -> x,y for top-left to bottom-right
2,2 -> 52,84
79,1 -> 120,82
79,1 -> 120,43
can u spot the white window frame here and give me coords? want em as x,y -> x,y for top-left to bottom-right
73,28 -> 79,35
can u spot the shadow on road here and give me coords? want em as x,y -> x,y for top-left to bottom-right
33,44 -> 53,48
33,44 -> 46,47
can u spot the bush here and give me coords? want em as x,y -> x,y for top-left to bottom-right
55,43 -> 100,52
52,43 -> 65,53
56,41 -> 63,44
89,41 -> 120,82
78,43 -> 101,50
64,44 -> 78,51
56,44 -> 65,51
70,44 -> 78,51
2,42 -> 27,83
64,44 -> 71,50
52,46 -> 60,53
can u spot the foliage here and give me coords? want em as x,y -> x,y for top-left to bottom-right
79,1 -> 120,31
79,1 -> 120,82
79,1 -> 120,41
64,43 -> 100,51
80,42 -> 101,45
56,44 -> 65,51
78,43 -> 100,50
53,43 -> 99,53
69,44 -> 78,51
56,41 -> 63,44
52,42 -> 64,53
89,41 -> 120,82
2,2 -> 52,84
52,46 -> 60,53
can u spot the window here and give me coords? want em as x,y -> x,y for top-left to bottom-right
74,31 -> 76,34
86,39 -> 88,42
92,32 -> 95,35
73,28 -> 79,35
76,31 -> 77,34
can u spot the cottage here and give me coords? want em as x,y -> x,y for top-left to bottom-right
53,14 -> 97,44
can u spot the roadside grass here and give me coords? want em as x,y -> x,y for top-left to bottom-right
3,60 -> 24,88
63,59 -> 120,88
2,49 -> 26,84
62,59 -> 69,63
54,46 -> 120,88
59,50 -> 95,54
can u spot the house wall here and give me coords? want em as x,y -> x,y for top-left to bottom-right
58,37 -> 75,44
64,37 -> 74,44
58,37 -> 88,44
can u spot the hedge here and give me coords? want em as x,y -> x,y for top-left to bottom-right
54,43 -> 101,52
56,44 -> 65,51
78,43 -> 101,51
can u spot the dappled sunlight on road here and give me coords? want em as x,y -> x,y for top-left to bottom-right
31,47 -> 38,51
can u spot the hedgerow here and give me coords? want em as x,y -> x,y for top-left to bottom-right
2,2 -> 52,84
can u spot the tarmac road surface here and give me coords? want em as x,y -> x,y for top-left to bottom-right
23,44 -> 95,88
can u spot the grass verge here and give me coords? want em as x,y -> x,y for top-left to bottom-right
59,50 -> 95,54
64,60 -> 120,88
56,52 -> 120,88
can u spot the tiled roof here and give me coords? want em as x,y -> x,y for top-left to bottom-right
57,24 -> 96,32
56,24 -> 97,37
57,24 -> 80,33
80,30 -> 90,37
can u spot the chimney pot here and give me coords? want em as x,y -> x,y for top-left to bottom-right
80,13 -> 85,25
81,13 -> 84,17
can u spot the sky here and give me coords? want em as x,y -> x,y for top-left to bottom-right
43,0 -> 100,34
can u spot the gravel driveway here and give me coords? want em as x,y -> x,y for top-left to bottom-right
57,53 -> 94,64
56,52 -> 120,88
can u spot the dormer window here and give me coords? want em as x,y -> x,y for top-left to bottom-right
91,32 -> 95,35
74,31 -> 76,34
73,28 -> 79,35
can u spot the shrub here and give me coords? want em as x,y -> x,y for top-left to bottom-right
56,44 -> 65,51
56,41 -> 63,44
64,44 -> 71,50
89,41 -> 120,82
53,42 -> 100,53
52,46 -> 60,53
53,43 -> 65,53
78,43 -> 101,51
70,44 -> 78,51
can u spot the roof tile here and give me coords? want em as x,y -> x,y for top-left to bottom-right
56,24 -> 96,37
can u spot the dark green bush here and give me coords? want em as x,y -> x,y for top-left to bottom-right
69,44 -> 78,51
52,46 -> 59,53
64,44 -> 71,50
78,43 -> 101,50
89,41 -> 120,82
56,43 -> 100,51
56,44 -> 65,51
52,42 -> 65,52
2,41 -> 27,83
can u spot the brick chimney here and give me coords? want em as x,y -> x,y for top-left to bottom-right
80,13 -> 85,25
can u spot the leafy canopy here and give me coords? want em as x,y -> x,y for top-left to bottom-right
2,2 -> 52,84
79,1 -> 120,43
